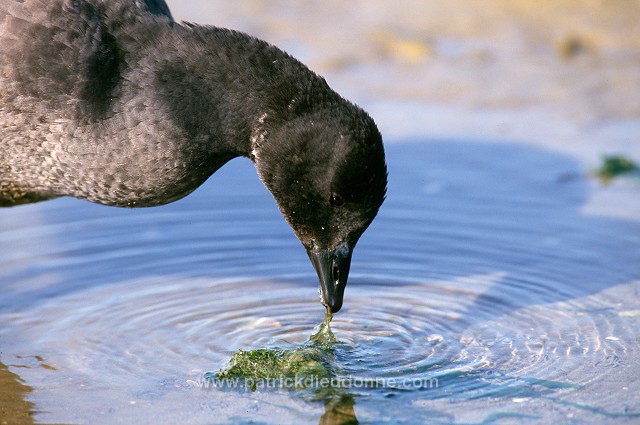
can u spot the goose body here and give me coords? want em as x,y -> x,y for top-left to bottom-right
0,0 -> 387,312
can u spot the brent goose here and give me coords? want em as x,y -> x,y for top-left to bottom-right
0,0 -> 387,313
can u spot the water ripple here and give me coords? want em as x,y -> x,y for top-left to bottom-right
2,142 -> 640,423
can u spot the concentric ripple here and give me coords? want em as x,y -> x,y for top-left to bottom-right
2,142 -> 640,424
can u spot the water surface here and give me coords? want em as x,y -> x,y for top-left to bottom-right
1,141 -> 640,424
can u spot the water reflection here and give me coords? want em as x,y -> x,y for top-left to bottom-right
1,141 -> 639,423
319,395 -> 358,425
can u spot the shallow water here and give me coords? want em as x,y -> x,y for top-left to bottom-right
1,141 -> 639,424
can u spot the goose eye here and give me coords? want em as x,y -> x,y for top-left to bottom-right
329,193 -> 344,207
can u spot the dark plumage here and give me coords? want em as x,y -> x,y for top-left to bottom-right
0,0 -> 387,313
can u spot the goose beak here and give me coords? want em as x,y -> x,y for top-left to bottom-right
306,242 -> 352,313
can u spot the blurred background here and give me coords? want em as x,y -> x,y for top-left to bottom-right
169,0 -> 640,163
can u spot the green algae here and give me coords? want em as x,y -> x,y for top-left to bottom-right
210,310 -> 360,423
309,310 -> 336,347
215,344 -> 334,389
594,155 -> 639,183
213,310 -> 338,395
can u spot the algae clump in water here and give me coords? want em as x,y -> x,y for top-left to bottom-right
594,155 -> 639,183
213,310 -> 338,393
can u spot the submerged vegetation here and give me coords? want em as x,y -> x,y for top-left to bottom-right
211,310 -> 339,396
594,155 -> 640,184
209,309 -> 360,423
